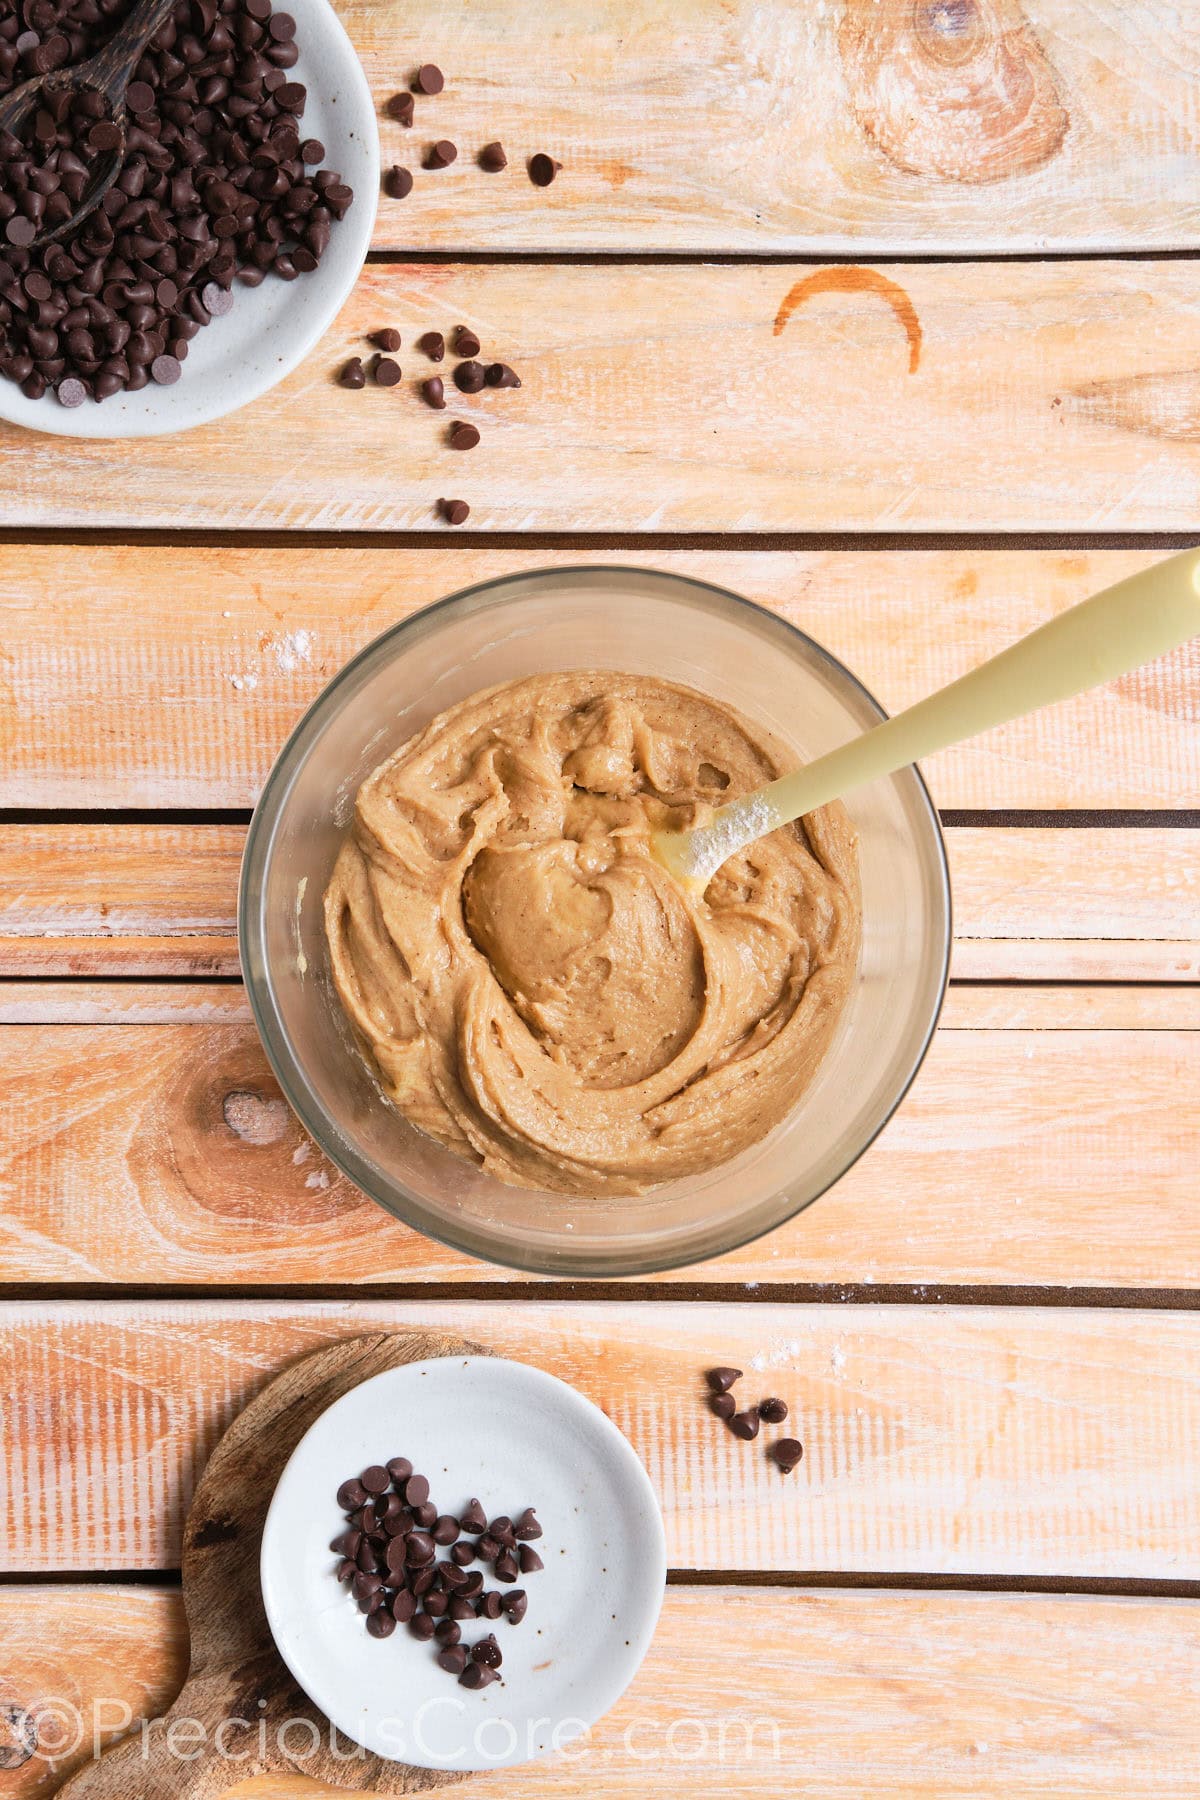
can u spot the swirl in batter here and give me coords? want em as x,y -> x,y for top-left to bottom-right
325,673 -> 860,1195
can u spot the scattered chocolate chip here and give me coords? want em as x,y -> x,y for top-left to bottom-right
56,377 -> 86,408
709,1392 -> 736,1421
453,326 -> 481,357
478,141 -> 507,172
391,1588 -> 416,1622
432,1514 -> 460,1545
366,1608 -> 395,1638
301,139 -> 326,163
759,1397 -> 789,1423
529,153 -> 561,186
150,353 -> 181,386
772,1438 -> 804,1473
409,1611 -> 437,1641
435,1618 -> 462,1645
439,497 -> 469,525
502,1588 -> 528,1623
477,1590 -> 503,1620
518,1543 -> 543,1574
422,376 -> 446,409
454,359 -> 485,393
459,1571 -> 485,1598
448,1594 -> 476,1621
730,1410 -> 761,1441
424,1589 -> 449,1618
406,1474 -> 431,1508
384,165 -> 413,199
373,356 -> 401,386
336,1557 -> 355,1583
420,331 -> 446,361
425,139 -> 457,169
707,1367 -> 743,1394
459,1661 -> 498,1689
201,283 -> 235,321
449,420 -> 480,450
413,63 -> 444,94
484,362 -> 521,388
494,1549 -> 519,1583
477,1533 -> 500,1562
386,1457 -> 413,1484
386,92 -> 415,126
437,1645 -> 468,1675
406,1530 -> 435,1565
514,1509 -> 542,1541
412,1500 -> 438,1529
472,1633 -> 502,1668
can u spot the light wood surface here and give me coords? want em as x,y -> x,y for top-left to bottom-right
4,1301 -> 1198,1578
6,822 -> 1199,981
3,1584 -> 1200,1800
2,265 -> 1200,530
2,545 -> 1196,809
336,0 -> 1200,254
1,984 -> 1195,1290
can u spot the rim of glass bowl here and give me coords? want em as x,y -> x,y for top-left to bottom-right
239,565 -> 952,1278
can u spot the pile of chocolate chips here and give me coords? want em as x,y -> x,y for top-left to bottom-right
0,0 -> 353,404
707,1367 -> 803,1472
332,1458 -> 544,1688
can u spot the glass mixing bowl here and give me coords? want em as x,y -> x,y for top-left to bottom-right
240,566 -> 950,1276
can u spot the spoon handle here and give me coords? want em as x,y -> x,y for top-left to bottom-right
659,546 -> 1200,887
89,0 -> 179,100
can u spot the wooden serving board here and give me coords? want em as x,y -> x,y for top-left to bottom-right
56,1331 -> 484,1800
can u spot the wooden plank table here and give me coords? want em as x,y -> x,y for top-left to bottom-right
1,3 -> 1198,1795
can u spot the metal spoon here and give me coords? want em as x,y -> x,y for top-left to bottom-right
0,0 -> 178,248
653,546 -> 1200,892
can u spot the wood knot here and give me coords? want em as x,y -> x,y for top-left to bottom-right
222,1089 -> 288,1145
838,0 -> 1069,184
192,1513 -> 240,1548
0,1704 -> 38,1771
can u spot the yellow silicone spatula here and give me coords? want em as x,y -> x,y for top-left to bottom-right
653,546 -> 1200,893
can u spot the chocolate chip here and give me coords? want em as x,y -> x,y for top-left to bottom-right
459,1661 -> 498,1689
438,1645 -> 468,1675
422,376 -> 446,408
707,1367 -> 743,1394
517,1544 -> 543,1574
150,353 -> 181,386
409,1611 -> 436,1640
413,64 -> 444,95
386,1457 -> 413,1485
529,153 -> 561,186
709,1392 -> 736,1421
454,359 -> 485,393
384,165 -> 413,199
472,1633 -> 502,1668
330,1529 -> 361,1557
439,1560 -> 468,1590
478,141 -> 507,172
57,377 -> 86,407
201,284 -> 234,320
772,1438 -> 804,1473
425,140 -> 457,169
420,331 -> 446,361
412,1500 -> 438,1529
484,362 -> 521,388
406,1530 -> 435,1565
477,1590 -> 503,1620
448,1595 -> 476,1621
373,356 -> 401,386
406,1474 -> 431,1507
435,1618 -> 461,1645
372,327 -> 402,352
494,1549 -> 518,1583
432,1515 -> 460,1545
459,1571 -> 485,1598
477,1533 -> 500,1562
453,326 -> 481,358
449,420 -> 480,450
759,1397 -> 789,1423
391,1588 -> 416,1622
352,1570 -> 382,1602
502,1588 -> 528,1623
301,140 -> 325,163
366,1608 -> 395,1638
361,1466 -> 390,1495
439,497 -> 469,525
730,1410 -> 761,1440
387,92 -> 415,126
126,81 -> 155,114
514,1508 -> 542,1541
424,1588 -> 449,1617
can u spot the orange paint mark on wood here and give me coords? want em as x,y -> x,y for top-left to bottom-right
773,266 -> 923,372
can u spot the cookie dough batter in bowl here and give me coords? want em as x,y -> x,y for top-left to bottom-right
241,567 -> 949,1275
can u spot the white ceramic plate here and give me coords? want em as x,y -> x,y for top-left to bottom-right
0,0 -> 378,439
260,1356 -> 667,1772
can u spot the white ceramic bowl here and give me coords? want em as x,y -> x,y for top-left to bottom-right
0,0 -> 378,439
260,1356 -> 667,1771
